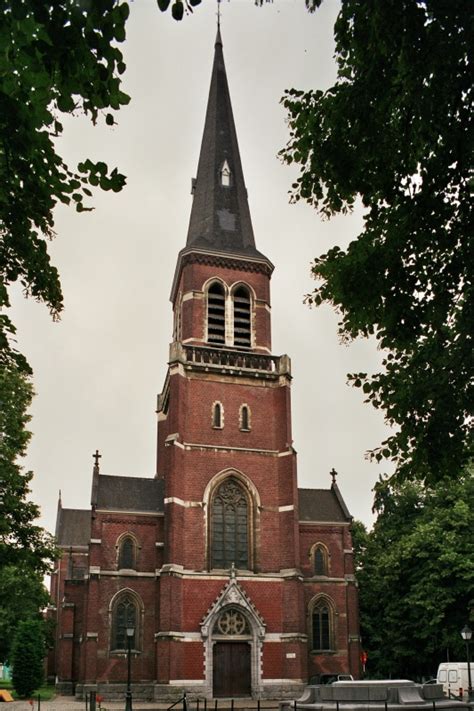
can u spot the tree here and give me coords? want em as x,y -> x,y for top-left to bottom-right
0,566 -> 50,663
280,1 -> 473,485
1,0 -> 130,372
355,473 -> 474,679
11,619 -> 46,697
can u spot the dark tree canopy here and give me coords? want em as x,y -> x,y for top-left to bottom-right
280,0 -> 473,485
353,472 -> 474,679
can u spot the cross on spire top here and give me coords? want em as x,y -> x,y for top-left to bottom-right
330,468 -> 338,485
217,0 -> 221,30
93,449 -> 102,468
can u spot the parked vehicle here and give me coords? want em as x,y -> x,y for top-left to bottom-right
437,663 -> 474,699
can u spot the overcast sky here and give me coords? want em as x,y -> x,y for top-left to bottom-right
10,0 -> 394,536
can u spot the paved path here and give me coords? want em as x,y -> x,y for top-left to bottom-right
4,697 -> 284,711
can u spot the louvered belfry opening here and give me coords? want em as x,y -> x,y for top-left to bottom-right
233,286 -> 251,348
207,282 -> 226,345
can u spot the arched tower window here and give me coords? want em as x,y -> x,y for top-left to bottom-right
111,592 -> 139,651
240,404 -> 251,431
313,544 -> 329,576
233,286 -> 251,348
207,282 -> 226,346
310,596 -> 334,652
211,478 -> 249,569
212,401 -> 223,429
118,535 -> 136,570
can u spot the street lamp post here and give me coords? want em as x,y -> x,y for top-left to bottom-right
125,626 -> 135,711
460,624 -> 472,701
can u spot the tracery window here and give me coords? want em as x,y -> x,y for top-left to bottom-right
118,536 -> 136,570
213,608 -> 250,636
207,282 -> 226,345
232,286 -> 251,348
311,598 -> 333,651
211,478 -> 249,569
111,593 -> 138,651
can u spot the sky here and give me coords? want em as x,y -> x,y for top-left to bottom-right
10,0 -> 394,536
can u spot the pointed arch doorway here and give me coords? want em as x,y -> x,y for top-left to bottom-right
213,641 -> 251,697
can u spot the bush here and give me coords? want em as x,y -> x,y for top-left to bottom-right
11,619 -> 45,698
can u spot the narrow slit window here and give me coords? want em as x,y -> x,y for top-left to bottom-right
314,546 -> 328,576
240,405 -> 250,431
118,536 -> 136,570
233,286 -> 251,348
312,602 -> 332,651
213,402 -> 223,429
207,282 -> 226,346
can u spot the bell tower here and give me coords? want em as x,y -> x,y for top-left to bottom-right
155,28 -> 305,697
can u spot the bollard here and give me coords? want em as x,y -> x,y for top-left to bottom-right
90,690 -> 96,711
214,698 -> 218,711
258,699 -> 261,711
231,699 -> 234,711
37,694 -> 41,711
204,698 -> 207,711
197,698 -> 200,711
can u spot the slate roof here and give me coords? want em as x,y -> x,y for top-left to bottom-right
185,29 -> 268,262
56,508 -> 91,547
298,485 -> 352,523
95,475 -> 164,513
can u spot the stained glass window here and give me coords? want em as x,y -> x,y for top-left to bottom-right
118,537 -> 135,569
211,478 -> 249,569
312,602 -> 331,650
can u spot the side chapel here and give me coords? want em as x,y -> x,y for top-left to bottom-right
50,30 -> 361,700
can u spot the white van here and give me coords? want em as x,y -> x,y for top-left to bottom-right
437,663 -> 473,699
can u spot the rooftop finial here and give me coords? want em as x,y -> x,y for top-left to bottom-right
330,467 -> 338,485
93,449 -> 102,470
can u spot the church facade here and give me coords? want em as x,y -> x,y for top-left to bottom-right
50,31 -> 360,701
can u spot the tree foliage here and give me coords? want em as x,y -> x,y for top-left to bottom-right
0,364 -> 57,573
1,0 -> 130,371
280,0 -> 473,485
11,618 -> 46,698
355,473 -> 474,679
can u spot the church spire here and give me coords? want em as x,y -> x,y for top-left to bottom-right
185,29 -> 262,258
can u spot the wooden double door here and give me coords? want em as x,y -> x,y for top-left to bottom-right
213,642 -> 251,697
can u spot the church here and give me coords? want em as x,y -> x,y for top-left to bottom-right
49,29 -> 361,701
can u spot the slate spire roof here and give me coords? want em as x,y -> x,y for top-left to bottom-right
185,29 -> 266,260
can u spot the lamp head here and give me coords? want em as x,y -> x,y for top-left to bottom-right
126,626 -> 135,638
461,625 -> 472,641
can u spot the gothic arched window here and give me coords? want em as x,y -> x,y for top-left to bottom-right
207,282 -> 226,346
311,598 -> 334,651
111,593 -> 139,651
211,478 -> 249,570
118,536 -> 136,570
313,544 -> 328,576
232,286 -> 251,348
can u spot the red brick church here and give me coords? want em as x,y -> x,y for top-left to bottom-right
50,30 -> 360,701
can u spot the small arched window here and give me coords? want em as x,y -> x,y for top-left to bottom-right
313,544 -> 328,576
220,160 -> 231,187
211,478 -> 249,570
111,593 -> 138,651
240,405 -> 251,431
118,536 -> 136,570
207,282 -> 226,346
212,402 -> 223,429
233,286 -> 251,348
311,598 -> 333,651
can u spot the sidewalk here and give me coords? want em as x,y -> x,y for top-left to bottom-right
4,697 -> 284,711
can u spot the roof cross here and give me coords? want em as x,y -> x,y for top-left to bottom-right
217,0 -> 221,30
93,449 -> 102,468
330,467 -> 338,485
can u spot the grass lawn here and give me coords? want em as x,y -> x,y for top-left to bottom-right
0,680 -> 56,700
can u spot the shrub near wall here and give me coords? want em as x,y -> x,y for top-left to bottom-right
11,619 -> 45,698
